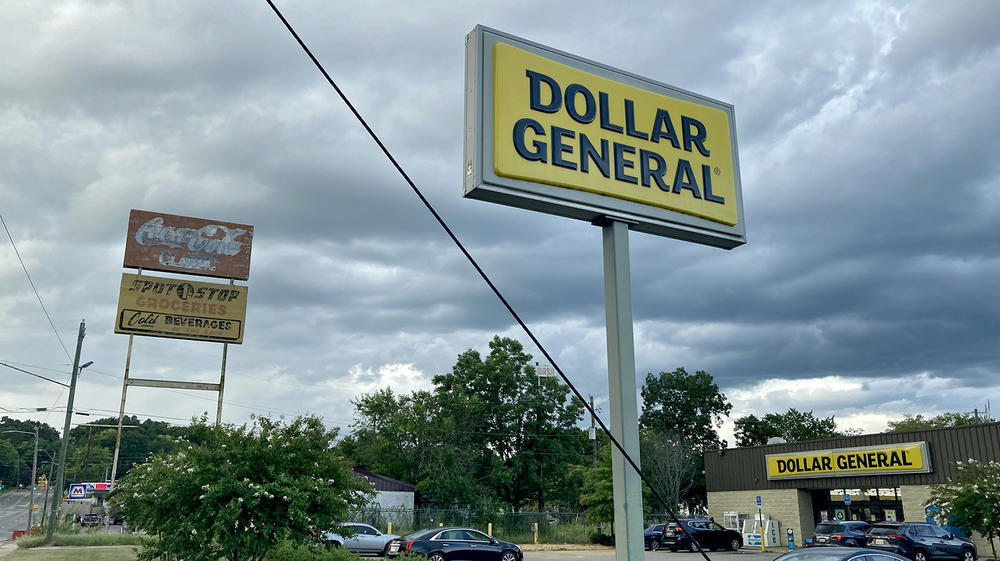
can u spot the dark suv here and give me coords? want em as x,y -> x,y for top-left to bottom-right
866,522 -> 977,561
809,521 -> 873,547
659,519 -> 743,552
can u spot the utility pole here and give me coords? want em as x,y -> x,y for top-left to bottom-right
590,394 -> 598,468
47,319 -> 86,541
28,425 -> 38,530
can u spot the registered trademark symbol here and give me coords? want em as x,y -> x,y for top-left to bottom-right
714,167 -> 721,175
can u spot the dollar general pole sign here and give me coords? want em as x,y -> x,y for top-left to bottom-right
463,26 -> 745,249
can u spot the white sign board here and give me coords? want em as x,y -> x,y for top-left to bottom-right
69,484 -> 87,499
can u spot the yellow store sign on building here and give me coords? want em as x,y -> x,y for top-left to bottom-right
766,442 -> 932,480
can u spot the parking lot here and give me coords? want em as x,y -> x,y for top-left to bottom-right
525,549 -> 785,561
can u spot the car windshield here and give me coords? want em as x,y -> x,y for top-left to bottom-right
645,524 -> 662,531
815,524 -> 843,533
868,526 -> 899,536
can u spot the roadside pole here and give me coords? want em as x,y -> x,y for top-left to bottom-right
47,320 -> 85,541
601,219 -> 643,561
28,424 -> 38,530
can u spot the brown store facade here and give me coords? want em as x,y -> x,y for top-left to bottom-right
704,423 -> 1000,550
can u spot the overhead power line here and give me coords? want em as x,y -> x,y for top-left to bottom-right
0,361 -> 70,388
263,4 -> 701,557
0,214 -> 72,360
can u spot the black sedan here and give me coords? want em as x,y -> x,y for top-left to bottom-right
660,518 -> 743,552
774,546 -> 912,561
386,527 -> 523,561
645,524 -> 667,551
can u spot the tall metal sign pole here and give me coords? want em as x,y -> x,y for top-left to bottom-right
463,26 -> 745,561
601,219 -> 643,561
48,320 -> 85,541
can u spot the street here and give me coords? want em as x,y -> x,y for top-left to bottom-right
0,490 -> 32,541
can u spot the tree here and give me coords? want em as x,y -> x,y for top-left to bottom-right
734,408 -> 845,447
639,367 -> 731,511
111,415 -> 372,561
341,336 -> 588,513
928,459 -> 1000,559
574,442 -> 614,527
887,412 -> 994,432
431,336 -> 586,511
639,367 -> 731,452
640,429 -> 697,514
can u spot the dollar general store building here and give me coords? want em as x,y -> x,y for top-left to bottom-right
704,423 -> 1000,550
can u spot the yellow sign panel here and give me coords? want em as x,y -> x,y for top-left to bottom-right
766,442 -> 932,480
493,42 -> 738,226
115,273 -> 247,343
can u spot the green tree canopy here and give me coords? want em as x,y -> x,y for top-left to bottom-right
887,412 -> 994,432
340,336 -> 588,512
734,408 -> 846,447
638,367 -> 730,511
639,367 -> 731,452
111,414 -> 372,561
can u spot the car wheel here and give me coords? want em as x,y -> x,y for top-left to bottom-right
962,549 -> 976,561
729,538 -> 742,551
913,550 -> 928,561
500,550 -> 517,561
650,540 -> 661,552
429,552 -> 446,561
688,541 -> 700,553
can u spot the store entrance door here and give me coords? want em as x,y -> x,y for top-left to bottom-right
810,489 -> 903,524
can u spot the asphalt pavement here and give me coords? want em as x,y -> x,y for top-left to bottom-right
524,548 -> 785,561
0,490 -> 33,541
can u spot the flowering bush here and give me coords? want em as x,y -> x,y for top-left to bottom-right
110,415 -> 373,561
928,458 -> 1000,560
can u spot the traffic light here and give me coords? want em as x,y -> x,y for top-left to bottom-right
37,476 -> 47,491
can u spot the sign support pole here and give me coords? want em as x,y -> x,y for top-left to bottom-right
599,218 -> 643,561
109,333 -> 134,492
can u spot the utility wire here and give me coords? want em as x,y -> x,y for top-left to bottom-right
0,361 -> 70,388
264,4 -> 708,558
0,214 -> 72,360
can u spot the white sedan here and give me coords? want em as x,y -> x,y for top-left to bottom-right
324,523 -> 400,556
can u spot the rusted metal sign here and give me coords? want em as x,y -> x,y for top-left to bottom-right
114,273 -> 248,343
123,209 -> 254,280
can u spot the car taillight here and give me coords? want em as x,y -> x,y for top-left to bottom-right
675,526 -> 683,532
831,535 -> 844,541
405,541 -> 414,553
888,535 -> 903,540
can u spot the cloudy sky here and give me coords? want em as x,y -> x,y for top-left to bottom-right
2,1 -> 999,448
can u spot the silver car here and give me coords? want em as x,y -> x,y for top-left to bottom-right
324,522 -> 400,556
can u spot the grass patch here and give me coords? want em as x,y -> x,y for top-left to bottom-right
17,532 -> 143,549
5,546 -> 137,561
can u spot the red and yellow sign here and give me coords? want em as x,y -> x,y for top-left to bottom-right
114,273 -> 247,343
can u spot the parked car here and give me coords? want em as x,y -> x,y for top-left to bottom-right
80,513 -> 102,527
645,524 -> 667,551
659,518 -> 743,552
866,522 -> 977,561
809,521 -> 873,547
775,546 -> 912,561
386,527 -> 523,561
323,522 -> 399,555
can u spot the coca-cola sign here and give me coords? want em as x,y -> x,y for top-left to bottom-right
124,210 -> 253,280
